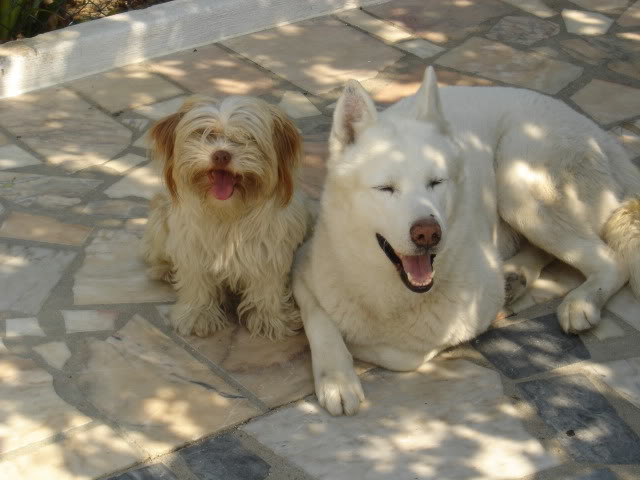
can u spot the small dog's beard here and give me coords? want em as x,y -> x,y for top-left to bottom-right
175,144 -> 276,212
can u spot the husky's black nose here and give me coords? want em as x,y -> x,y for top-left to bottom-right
410,218 -> 441,247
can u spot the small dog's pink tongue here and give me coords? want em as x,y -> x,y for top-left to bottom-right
209,171 -> 235,200
399,254 -> 433,286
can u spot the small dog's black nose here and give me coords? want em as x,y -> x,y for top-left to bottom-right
410,218 -> 441,247
212,150 -> 231,166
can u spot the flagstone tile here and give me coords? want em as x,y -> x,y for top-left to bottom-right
487,16 -> 559,46
586,357 -> 640,409
133,96 -> 188,121
0,212 -> 92,246
583,312 -> 625,341
73,229 -> 174,305
0,88 -> 131,172
501,0 -> 557,18
571,79 -> 640,124
369,65 -> 495,107
562,10 -> 614,36
103,153 -> 147,174
34,341 -> 71,369
608,60 -> 640,81
570,470 -> 619,480
146,44 -> 275,97
365,0 -> 512,45
75,315 -> 260,456
120,116 -> 150,133
0,144 -> 41,170
0,423 -> 142,480
5,317 -> 45,337
63,310 -> 118,333
69,64 -> 184,113
107,463 -> 178,480
134,131 -> 150,148
0,172 -> 101,210
0,243 -> 76,315
472,313 -> 590,379
560,38 -> 610,65
436,37 -> 583,94
618,0 -> 640,26
518,375 -> 640,463
179,434 -> 270,480
104,163 -> 164,200
336,8 -> 413,43
223,18 -> 403,95
278,91 -> 321,119
180,325 -> 312,408
605,286 -> 640,332
394,38 -> 444,59
570,0 -> 629,14
74,199 -> 149,219
0,353 -> 92,454
243,360 -> 557,480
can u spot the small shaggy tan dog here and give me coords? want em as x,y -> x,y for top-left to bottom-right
142,95 -> 311,339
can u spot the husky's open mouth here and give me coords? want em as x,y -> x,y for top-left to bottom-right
376,233 -> 435,293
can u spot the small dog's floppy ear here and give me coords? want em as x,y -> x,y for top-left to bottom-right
414,66 -> 450,135
149,111 -> 183,200
330,79 -> 377,156
269,105 -> 302,206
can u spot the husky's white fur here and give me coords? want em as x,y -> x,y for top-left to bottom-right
294,67 -> 640,416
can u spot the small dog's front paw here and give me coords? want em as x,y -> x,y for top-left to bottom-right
147,265 -> 175,284
170,303 -> 229,337
315,368 -> 365,416
241,305 -> 301,340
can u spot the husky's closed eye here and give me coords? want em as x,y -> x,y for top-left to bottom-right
375,185 -> 396,194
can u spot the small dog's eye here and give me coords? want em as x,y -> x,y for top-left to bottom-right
428,179 -> 443,189
375,185 -> 395,194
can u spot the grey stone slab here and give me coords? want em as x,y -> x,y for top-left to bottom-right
570,469 -> 618,480
472,313 -> 590,379
180,434 -> 270,480
107,464 -> 177,480
518,375 -> 640,464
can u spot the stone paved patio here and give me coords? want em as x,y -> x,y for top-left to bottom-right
1,0 -> 640,479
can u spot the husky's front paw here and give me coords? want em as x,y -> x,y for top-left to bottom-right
315,367 -> 365,416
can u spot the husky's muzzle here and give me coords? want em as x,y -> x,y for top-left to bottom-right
376,218 -> 441,293
376,233 -> 437,293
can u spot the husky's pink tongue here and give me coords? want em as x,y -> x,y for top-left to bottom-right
399,254 -> 433,286
209,170 -> 235,200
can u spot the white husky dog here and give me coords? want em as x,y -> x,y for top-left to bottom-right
293,67 -> 640,416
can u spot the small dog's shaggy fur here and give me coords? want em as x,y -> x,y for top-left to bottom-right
142,95 -> 311,339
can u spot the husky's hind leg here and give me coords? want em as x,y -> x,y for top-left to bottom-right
503,242 -> 554,305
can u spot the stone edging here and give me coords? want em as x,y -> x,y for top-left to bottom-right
0,0 -> 387,99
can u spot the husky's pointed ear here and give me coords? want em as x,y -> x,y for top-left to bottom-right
330,79 -> 377,154
414,67 -> 449,134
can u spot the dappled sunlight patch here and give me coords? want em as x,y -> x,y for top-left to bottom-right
75,315 -> 259,456
244,359 -> 557,479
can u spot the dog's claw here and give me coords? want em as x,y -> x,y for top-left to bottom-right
315,369 -> 365,416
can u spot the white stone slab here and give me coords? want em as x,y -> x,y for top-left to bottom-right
0,145 -> 41,170
244,360 -> 557,480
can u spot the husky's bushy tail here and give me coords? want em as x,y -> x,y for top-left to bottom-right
604,197 -> 640,297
